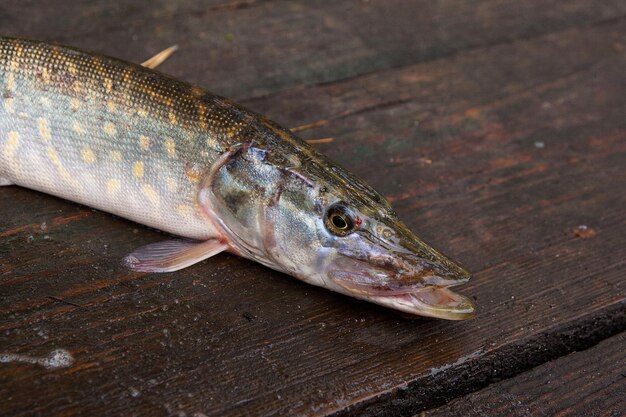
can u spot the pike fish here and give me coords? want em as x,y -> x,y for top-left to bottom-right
0,37 -> 475,319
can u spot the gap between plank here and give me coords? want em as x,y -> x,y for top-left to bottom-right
326,301 -> 626,417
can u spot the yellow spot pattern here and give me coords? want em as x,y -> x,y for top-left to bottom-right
133,161 -> 144,178
38,118 -> 52,142
40,67 -> 51,83
104,122 -> 117,137
82,148 -> 96,164
48,146 -> 83,190
141,183 -> 160,205
7,73 -> 15,90
71,98 -> 80,111
227,127 -> 238,139
165,138 -> 176,156
4,98 -> 14,114
106,178 -> 121,194
139,136 -> 151,151
198,103 -> 208,131
169,112 -> 177,125
46,146 -> 81,189
72,80 -> 82,95
47,147 -> 60,164
123,67 -> 134,83
72,122 -> 86,135
110,150 -> 123,161
166,177 -> 178,192
176,205 -> 192,216
67,62 -> 78,75
4,131 -> 20,158
185,163 -> 202,183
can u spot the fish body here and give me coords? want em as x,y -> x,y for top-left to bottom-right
1,37 -> 233,240
0,37 -> 475,319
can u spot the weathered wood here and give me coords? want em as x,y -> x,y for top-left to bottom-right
1,1 -> 625,416
422,332 -> 626,417
0,0 -> 624,99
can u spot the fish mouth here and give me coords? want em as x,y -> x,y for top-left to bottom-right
328,257 -> 475,320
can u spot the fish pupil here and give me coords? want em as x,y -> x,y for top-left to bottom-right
331,214 -> 348,229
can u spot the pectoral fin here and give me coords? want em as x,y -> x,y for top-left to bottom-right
124,239 -> 228,272
0,178 -> 14,186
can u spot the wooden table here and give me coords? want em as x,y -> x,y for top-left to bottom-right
1,1 -> 624,416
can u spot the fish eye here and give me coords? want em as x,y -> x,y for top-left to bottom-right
325,204 -> 355,236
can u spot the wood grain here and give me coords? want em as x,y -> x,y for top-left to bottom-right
422,332 -> 626,417
1,0 -> 624,99
1,1 -> 625,416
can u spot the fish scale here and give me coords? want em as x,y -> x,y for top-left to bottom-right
0,36 -> 246,239
0,36 -> 475,320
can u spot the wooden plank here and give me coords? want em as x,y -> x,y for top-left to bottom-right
422,332 -> 626,417
0,1 -> 624,99
1,2 -> 626,417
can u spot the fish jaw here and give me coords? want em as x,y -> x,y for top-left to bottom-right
321,220 -> 476,319
370,288 -> 475,320
329,269 -> 475,320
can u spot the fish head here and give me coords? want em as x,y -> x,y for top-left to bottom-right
204,143 -> 475,320
313,201 -> 476,320
293,168 -> 475,320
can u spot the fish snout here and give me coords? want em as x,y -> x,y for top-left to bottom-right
377,249 -> 475,320
393,251 -> 472,288
328,236 -> 476,319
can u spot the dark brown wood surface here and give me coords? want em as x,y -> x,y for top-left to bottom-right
1,1 -> 625,416
422,331 -> 626,417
